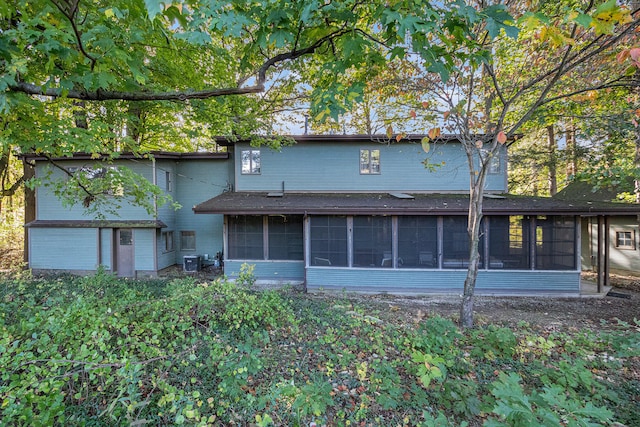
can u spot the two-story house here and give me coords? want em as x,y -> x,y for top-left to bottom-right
24,135 -> 639,294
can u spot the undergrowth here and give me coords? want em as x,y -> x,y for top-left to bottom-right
0,271 -> 638,426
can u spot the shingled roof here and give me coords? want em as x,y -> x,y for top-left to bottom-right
193,192 -> 640,216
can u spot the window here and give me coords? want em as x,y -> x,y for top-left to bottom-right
535,216 -> 575,270
162,231 -> 174,252
67,166 -> 123,195
241,150 -> 261,174
488,216 -> 530,269
398,216 -> 438,268
615,230 -> 635,250
180,231 -> 196,251
480,149 -> 501,174
353,216 -> 392,267
165,171 -> 172,192
268,215 -> 303,260
228,216 -> 263,259
360,149 -> 380,174
310,216 -> 348,266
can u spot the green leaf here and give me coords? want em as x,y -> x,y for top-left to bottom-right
144,0 -> 164,21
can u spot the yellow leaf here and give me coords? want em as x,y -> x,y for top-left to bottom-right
386,125 -> 394,139
105,8 -> 115,18
396,134 -> 403,142
421,137 -> 431,153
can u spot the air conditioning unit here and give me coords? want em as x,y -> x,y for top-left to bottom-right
183,255 -> 201,272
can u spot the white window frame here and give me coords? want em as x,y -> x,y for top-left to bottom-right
165,170 -> 172,192
360,149 -> 381,174
241,150 -> 261,175
615,229 -> 636,250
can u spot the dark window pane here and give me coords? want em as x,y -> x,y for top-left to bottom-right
180,231 -> 196,251
442,217 -> 483,269
489,216 -> 530,269
228,216 -> 263,259
535,216 -> 576,270
353,216 -> 392,268
310,216 -> 347,266
268,215 -> 303,260
119,229 -> 132,246
398,216 -> 437,268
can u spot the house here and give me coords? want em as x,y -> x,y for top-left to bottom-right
23,151 -> 232,277
23,135 -> 640,294
555,180 -> 640,278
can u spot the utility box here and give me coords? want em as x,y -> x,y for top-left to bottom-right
183,255 -> 201,272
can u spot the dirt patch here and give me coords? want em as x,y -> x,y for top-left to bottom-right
311,284 -> 640,330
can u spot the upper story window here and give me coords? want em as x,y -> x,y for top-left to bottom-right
241,150 -> 261,175
615,230 -> 635,250
360,149 -> 380,174
66,166 -> 123,196
480,149 -> 501,174
165,170 -> 172,192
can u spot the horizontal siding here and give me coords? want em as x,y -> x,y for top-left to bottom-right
99,228 -> 112,270
225,260 -> 305,283
306,268 -> 580,295
134,229 -> 156,271
30,228 -> 97,270
36,161 -> 155,221
174,160 -> 231,265
235,142 -> 507,193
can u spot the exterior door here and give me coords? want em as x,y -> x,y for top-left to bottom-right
116,228 -> 135,277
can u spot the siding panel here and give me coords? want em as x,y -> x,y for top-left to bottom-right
30,228 -> 97,270
235,142 -> 507,193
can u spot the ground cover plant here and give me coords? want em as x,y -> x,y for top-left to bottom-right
1,269 -> 638,426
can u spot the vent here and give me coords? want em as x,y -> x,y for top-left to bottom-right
484,194 -> 506,199
389,192 -> 415,199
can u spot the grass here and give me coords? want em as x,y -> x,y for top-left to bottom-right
0,271 -> 638,426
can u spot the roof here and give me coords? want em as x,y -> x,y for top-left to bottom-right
21,151 -> 229,161
25,220 -> 167,228
213,133 -> 518,146
193,192 -> 640,216
555,179 -> 634,203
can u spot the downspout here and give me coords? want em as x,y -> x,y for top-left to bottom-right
151,157 -> 158,218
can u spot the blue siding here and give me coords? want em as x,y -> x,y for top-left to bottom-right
99,228 -> 112,270
225,260 -> 305,283
30,228 -> 98,270
36,161 -> 155,221
306,268 -> 580,295
234,142 -> 507,193
156,229 -> 176,270
174,160 -> 231,265
134,229 -> 156,271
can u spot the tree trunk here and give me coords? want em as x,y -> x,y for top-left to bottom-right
460,156 -> 488,329
547,125 -> 557,196
635,124 -> 640,203
565,122 -> 577,179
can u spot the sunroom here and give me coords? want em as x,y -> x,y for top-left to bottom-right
194,192 -> 631,295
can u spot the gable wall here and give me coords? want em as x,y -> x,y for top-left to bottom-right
234,141 -> 507,193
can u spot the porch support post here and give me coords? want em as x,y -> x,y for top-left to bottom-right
604,216 -> 610,289
597,215 -> 604,293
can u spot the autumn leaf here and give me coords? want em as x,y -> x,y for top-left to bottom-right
421,137 -> 430,153
475,140 -> 483,149
386,125 -> 394,139
409,110 -> 417,119
421,101 -> 429,109
396,134 -> 403,142
497,131 -> 507,144
428,127 -> 440,140
443,111 -> 450,120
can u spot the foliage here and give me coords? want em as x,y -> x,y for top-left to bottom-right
1,275 -> 638,425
